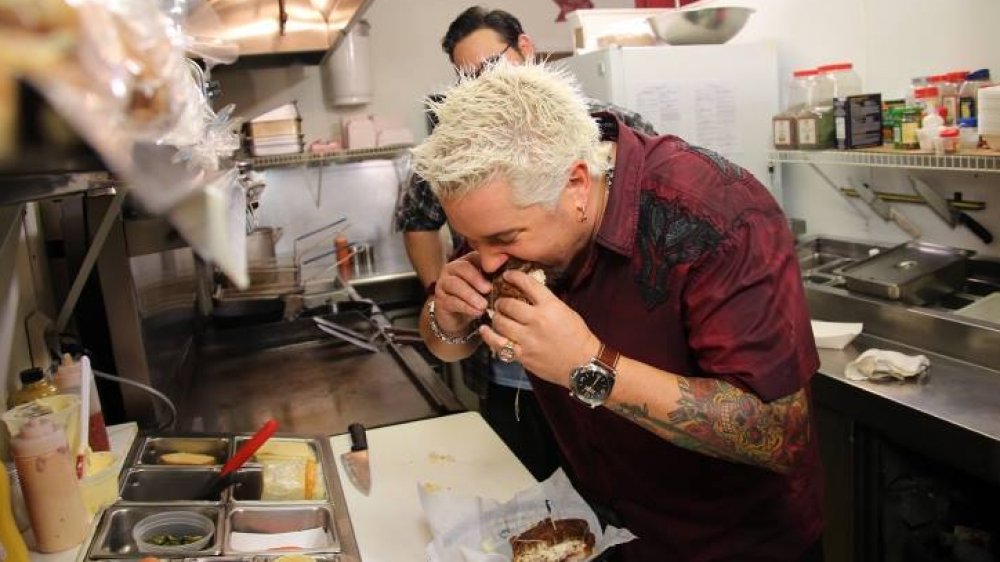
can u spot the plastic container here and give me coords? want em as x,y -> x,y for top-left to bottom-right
54,353 -> 110,452
906,76 -> 928,107
937,127 -> 960,155
914,86 -> 940,120
132,511 -> 215,554
773,68 -> 816,148
958,117 -> 979,149
8,368 -> 59,408
917,87 -> 944,151
817,62 -> 862,99
11,418 -> 88,553
959,69 -> 993,121
2,395 -> 82,458
0,463 -> 30,562
80,451 -> 121,516
941,71 -> 968,125
796,68 -> 837,149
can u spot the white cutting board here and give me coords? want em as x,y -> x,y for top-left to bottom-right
329,412 -> 536,561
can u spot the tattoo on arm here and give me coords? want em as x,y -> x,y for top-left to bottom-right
613,379 -> 811,473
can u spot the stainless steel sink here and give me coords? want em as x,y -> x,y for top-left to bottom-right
797,235 -> 1000,313
797,235 -> 893,290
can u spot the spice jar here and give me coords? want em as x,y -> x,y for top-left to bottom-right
894,107 -> 921,150
938,127 -> 960,154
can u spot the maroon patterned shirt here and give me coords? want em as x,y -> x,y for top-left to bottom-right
531,115 -> 823,561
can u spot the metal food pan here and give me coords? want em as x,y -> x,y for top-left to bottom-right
134,436 -> 231,466
224,505 -> 340,555
232,437 -> 322,466
230,466 -> 328,504
120,468 -> 225,503
88,504 -> 223,558
839,241 -> 974,304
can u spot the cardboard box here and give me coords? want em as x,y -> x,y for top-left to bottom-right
835,93 -> 883,149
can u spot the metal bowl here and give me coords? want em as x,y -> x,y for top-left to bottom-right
648,7 -> 754,45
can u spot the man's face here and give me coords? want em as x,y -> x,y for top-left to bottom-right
451,28 -> 533,76
441,175 -> 588,277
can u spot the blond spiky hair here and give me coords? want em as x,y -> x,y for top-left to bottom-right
412,60 -> 604,209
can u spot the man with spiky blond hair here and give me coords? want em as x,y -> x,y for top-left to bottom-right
413,61 -> 825,561
395,6 -> 656,483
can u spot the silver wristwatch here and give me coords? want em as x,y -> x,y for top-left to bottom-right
569,343 -> 621,408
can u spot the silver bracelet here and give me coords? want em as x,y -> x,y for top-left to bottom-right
427,299 -> 480,345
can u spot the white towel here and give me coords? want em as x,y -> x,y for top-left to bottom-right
845,349 -> 929,382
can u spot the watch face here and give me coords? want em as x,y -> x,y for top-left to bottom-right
571,364 -> 614,406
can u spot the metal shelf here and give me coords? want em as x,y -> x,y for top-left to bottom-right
248,144 -> 412,170
769,147 -> 1000,174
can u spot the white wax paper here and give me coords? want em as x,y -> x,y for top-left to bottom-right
420,469 -> 636,562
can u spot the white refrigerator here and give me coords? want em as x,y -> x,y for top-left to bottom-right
561,43 -> 780,198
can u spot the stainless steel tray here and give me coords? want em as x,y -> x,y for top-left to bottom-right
134,436 -> 231,466
838,241 -> 975,304
89,504 -> 224,558
120,467 -> 225,503
224,505 -> 340,555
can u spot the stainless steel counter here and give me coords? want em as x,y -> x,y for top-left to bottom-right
800,236 -> 1000,486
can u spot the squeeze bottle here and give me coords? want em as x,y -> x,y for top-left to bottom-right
54,353 -> 110,452
11,418 -> 88,552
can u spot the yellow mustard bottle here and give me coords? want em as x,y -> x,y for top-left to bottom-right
0,463 -> 30,562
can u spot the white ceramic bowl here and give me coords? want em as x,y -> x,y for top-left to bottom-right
648,7 -> 754,45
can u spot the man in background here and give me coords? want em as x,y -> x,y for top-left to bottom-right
394,6 -> 655,481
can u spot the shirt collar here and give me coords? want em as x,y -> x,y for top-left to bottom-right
593,112 -> 644,257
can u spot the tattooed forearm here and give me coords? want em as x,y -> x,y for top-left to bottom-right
613,379 -> 811,474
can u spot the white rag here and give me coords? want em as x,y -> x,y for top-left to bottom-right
844,349 -> 929,381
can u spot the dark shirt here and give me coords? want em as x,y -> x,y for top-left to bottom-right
532,114 -> 823,561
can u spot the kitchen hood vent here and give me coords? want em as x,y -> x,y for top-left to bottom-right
189,0 -> 373,67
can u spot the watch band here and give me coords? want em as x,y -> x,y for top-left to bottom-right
595,343 -> 621,372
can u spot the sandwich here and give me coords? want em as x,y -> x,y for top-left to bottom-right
486,259 -> 546,319
510,518 -> 595,562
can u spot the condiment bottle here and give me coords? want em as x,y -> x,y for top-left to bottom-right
959,69 -> 993,121
335,235 -> 353,281
7,368 -> 59,408
894,107 -> 921,150
53,353 -> 110,452
0,463 -> 30,562
11,418 -> 88,552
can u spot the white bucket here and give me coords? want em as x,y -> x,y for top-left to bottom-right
325,20 -> 372,106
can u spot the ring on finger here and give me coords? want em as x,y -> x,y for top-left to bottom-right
498,339 -> 516,363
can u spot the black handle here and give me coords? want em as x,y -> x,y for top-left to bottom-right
957,212 -> 994,244
348,423 -> 368,452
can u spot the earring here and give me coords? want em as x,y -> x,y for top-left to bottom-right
577,206 -> 587,222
